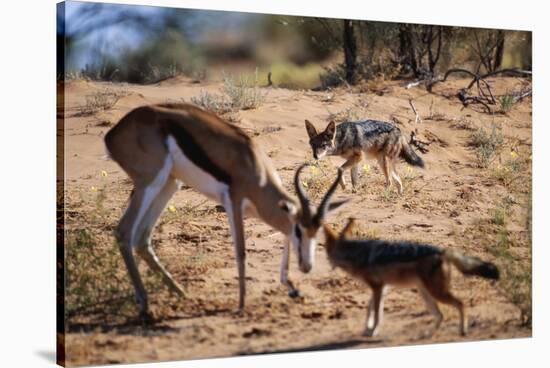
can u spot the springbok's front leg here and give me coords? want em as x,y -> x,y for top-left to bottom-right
280,237 -> 300,298
223,191 -> 247,311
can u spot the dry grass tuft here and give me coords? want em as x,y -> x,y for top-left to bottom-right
77,89 -> 128,116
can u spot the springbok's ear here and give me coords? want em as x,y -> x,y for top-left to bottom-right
305,120 -> 318,139
325,121 -> 336,139
328,198 -> 351,213
279,200 -> 298,217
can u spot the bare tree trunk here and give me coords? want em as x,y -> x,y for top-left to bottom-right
343,19 -> 357,83
492,30 -> 505,72
398,24 -> 422,77
428,26 -> 442,75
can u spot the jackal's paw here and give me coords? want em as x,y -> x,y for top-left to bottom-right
288,289 -> 301,298
362,328 -> 378,337
420,328 -> 437,339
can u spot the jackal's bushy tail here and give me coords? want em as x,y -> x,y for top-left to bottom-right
444,249 -> 500,280
399,136 -> 424,168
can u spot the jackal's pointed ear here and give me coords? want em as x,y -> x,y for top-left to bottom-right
305,120 -> 318,139
340,217 -> 357,239
325,121 -> 336,140
323,224 -> 338,243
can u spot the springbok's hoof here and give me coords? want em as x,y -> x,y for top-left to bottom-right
139,311 -> 154,325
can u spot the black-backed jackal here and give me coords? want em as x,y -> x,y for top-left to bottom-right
323,217 -> 499,337
305,119 -> 424,193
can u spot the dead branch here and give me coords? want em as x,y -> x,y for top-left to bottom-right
409,99 -> 422,123
406,80 -> 424,89
427,67 -> 532,113
513,89 -> 532,103
409,131 -> 430,154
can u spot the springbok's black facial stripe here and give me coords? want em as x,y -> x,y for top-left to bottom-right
295,225 -> 302,240
295,225 -> 303,265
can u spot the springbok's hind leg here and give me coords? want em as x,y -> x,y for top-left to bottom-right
135,177 -> 186,297
116,184 -> 163,318
116,159 -> 173,318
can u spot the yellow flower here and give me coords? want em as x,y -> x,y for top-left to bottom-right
510,151 -> 518,159
101,170 -> 108,177
302,181 -> 309,188
363,164 -> 371,173
167,205 -> 177,213
90,186 -> 97,192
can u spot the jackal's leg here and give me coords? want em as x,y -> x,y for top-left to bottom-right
365,297 -> 375,329
419,287 -> 443,335
350,164 -> 360,188
430,288 -> 466,336
223,191 -> 247,311
340,152 -> 363,189
390,161 -> 403,194
377,156 -> 391,190
135,178 -> 185,297
280,237 -> 300,297
364,285 -> 384,337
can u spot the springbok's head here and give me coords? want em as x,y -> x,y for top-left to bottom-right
280,164 -> 348,273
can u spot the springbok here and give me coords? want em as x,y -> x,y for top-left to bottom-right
104,103 -> 346,319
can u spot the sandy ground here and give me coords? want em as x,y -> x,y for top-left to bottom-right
60,76 -> 532,366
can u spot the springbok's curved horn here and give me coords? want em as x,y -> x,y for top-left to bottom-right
314,168 -> 343,225
294,163 -> 312,220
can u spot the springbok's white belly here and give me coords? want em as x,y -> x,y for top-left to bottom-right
166,135 -> 259,219
166,135 -> 227,203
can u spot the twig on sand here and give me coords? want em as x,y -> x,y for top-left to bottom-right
409,99 -> 422,124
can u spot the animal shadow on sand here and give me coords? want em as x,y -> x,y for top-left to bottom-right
238,337 -> 383,356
